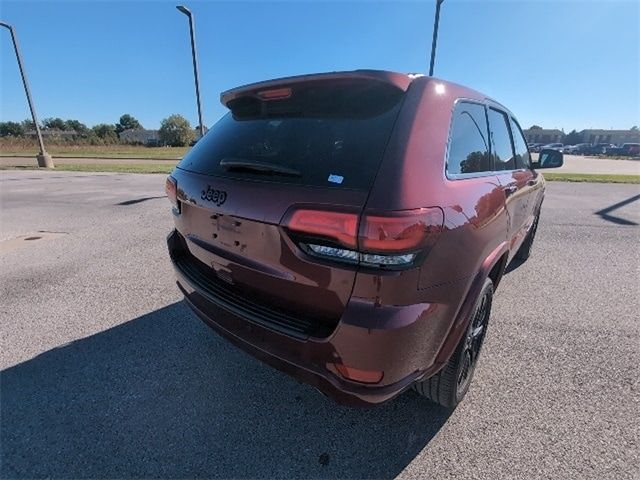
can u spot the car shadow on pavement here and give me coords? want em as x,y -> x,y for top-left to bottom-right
594,193 -> 640,226
504,257 -> 525,275
1,302 -> 451,479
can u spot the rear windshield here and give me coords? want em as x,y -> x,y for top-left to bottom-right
177,80 -> 404,189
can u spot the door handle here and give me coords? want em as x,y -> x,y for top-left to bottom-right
527,179 -> 536,186
505,185 -> 518,197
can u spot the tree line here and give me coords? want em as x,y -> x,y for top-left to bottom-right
0,113 -> 199,147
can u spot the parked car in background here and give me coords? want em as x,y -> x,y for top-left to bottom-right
527,143 -> 543,153
605,143 -> 640,156
564,143 -> 590,154
166,70 -> 563,408
586,143 -> 615,155
542,143 -> 563,151
624,143 -> 640,156
571,143 -> 594,155
604,145 -> 623,155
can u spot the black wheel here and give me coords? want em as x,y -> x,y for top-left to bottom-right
414,278 -> 493,408
515,213 -> 540,262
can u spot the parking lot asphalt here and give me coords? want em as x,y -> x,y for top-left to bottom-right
553,154 -> 639,174
1,171 -> 639,479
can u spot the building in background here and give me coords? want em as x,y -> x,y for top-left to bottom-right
524,128 -> 640,146
119,129 -> 160,146
578,129 -> 640,145
523,129 -> 564,144
26,129 -> 78,139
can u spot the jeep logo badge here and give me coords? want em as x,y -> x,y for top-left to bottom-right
201,186 -> 227,206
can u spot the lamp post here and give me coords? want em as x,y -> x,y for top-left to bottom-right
428,0 -> 445,77
0,21 -> 53,168
176,5 -> 205,138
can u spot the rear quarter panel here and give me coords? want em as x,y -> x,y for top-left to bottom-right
365,77 -> 510,289
418,177 -> 508,289
345,78 -> 511,375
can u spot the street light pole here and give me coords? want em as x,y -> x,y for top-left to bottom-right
428,0 -> 445,77
0,21 -> 53,168
176,5 -> 205,138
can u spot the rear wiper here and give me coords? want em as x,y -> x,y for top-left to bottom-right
220,158 -> 301,177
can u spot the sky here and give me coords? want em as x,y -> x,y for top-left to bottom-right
1,0 -> 639,132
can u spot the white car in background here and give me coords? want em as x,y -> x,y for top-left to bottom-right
542,143 -> 564,151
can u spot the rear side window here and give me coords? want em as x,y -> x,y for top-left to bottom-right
509,117 -> 531,169
487,108 -> 515,171
177,80 -> 404,189
446,101 -> 492,176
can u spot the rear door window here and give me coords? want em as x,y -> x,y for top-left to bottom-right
487,108 -> 515,171
446,101 -> 492,176
509,117 -> 531,169
177,80 -> 404,190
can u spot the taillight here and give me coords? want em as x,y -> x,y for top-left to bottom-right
360,209 -> 443,252
165,175 -> 178,208
287,209 -> 358,249
283,207 -> 443,269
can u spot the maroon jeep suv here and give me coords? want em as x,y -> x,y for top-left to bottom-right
166,70 -> 563,407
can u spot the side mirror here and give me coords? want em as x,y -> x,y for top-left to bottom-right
533,149 -> 563,169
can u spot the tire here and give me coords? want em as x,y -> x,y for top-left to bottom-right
414,278 -> 494,408
515,213 -> 540,262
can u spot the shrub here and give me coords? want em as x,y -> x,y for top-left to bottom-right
158,114 -> 194,147
0,121 -> 25,137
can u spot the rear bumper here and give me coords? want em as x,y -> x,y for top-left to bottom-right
168,230 -> 451,406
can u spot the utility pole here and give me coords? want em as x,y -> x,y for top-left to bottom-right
176,5 -> 205,138
429,0 -> 445,77
1,21 -> 53,168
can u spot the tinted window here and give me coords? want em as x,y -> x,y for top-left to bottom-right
487,108 -> 515,171
446,102 -> 491,175
177,81 -> 404,189
509,117 -> 531,169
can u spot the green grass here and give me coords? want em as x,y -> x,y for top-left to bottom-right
0,146 -> 188,159
543,173 -> 640,184
0,163 -> 175,174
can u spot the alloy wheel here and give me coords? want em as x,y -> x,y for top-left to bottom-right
457,291 -> 491,396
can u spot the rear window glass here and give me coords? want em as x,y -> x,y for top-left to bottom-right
446,101 -> 492,176
177,80 -> 404,189
487,108 -> 515,171
509,117 -> 531,169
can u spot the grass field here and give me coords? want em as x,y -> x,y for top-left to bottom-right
0,145 -> 188,159
0,163 -> 176,174
542,173 -> 640,184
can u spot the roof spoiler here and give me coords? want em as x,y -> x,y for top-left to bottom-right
220,70 -> 413,108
